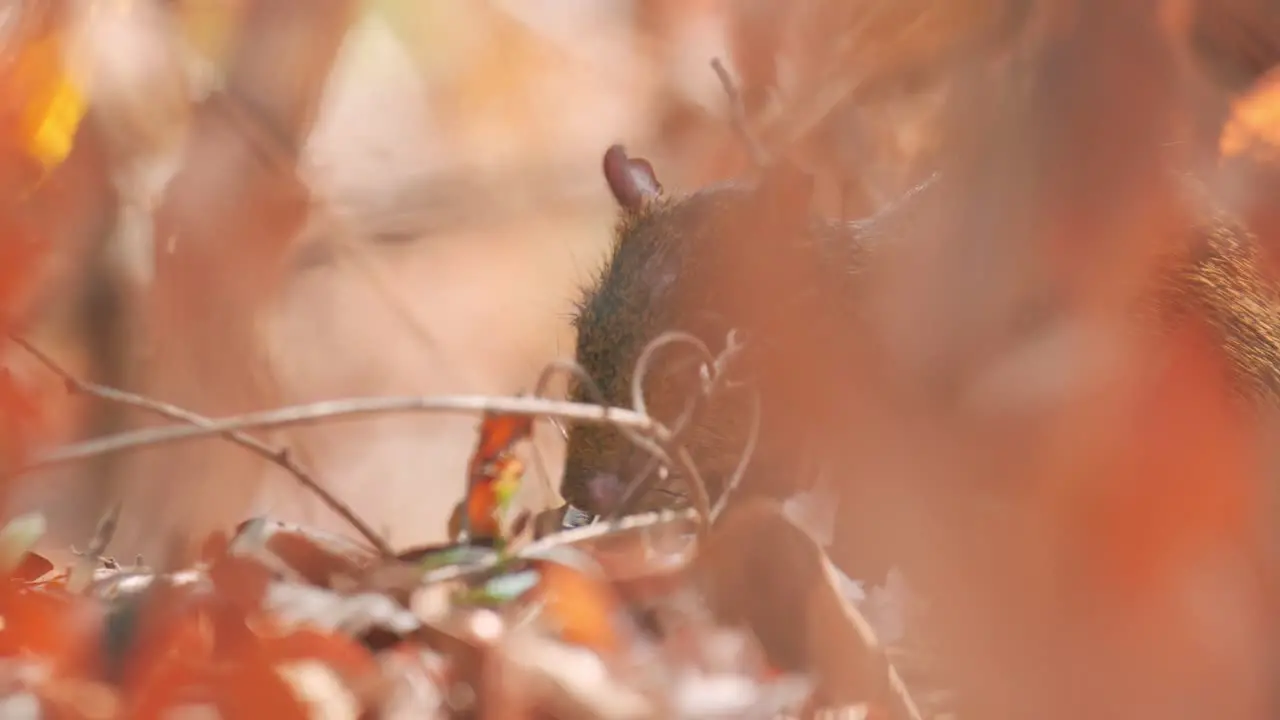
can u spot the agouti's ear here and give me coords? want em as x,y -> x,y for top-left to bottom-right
754,160 -> 814,228
603,144 -> 663,212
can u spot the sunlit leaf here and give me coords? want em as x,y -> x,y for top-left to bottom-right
0,583 -> 104,678
472,412 -> 534,466
1222,69 -> 1280,158
528,558 -> 624,655
170,0 -> 247,67
454,413 -> 533,544
0,3 -> 86,175
211,655 -> 311,720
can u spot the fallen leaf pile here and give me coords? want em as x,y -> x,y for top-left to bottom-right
0,412 -> 934,719
0,510 -> 877,718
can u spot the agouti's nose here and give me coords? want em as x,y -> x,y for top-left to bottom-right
584,472 -> 625,516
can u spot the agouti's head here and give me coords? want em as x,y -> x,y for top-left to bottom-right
561,146 -> 816,518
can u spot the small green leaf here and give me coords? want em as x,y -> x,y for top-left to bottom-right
456,568 -> 541,607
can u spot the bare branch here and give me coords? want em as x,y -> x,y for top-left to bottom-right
67,501 -> 121,593
711,57 -> 770,167
611,330 -> 748,522
420,508 -> 699,586
18,395 -> 668,476
7,335 -> 394,558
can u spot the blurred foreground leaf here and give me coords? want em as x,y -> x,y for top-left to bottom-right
0,1 -> 85,174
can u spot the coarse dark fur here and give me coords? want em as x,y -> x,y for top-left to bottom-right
564,151 -> 942,583
563,147 -> 1280,584
1157,200 -> 1280,406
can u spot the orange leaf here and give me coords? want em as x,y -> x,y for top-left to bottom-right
460,414 -> 531,542
464,472 -> 503,540
122,593 -> 216,715
207,553 -> 271,617
11,550 -> 53,582
0,218 -> 45,325
263,627 -> 378,682
0,367 -> 44,472
0,586 -> 103,678
1222,68 -> 1280,159
1059,320 -> 1256,605
472,412 -> 533,468
210,653 -> 310,720
0,2 -> 85,174
527,558 -> 624,655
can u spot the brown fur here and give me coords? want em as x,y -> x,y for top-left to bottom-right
1157,211 -> 1280,406
693,497 -> 903,710
563,154 -> 1280,582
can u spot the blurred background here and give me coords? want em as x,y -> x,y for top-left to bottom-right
3,0 -> 962,558
3,0 -> 752,555
6,1 -> 1280,717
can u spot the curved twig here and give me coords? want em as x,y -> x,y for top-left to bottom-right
709,386 -> 761,523
526,359 -> 630,528
530,358 -> 679,530
673,445 -> 712,530
611,330 -> 749,524
535,359 -> 670,467
531,359 -> 580,441
611,332 -> 714,518
628,331 -> 715,420
610,332 -> 717,522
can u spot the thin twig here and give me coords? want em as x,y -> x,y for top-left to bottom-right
610,332 -> 715,518
529,358 -> 670,521
629,331 -> 715,420
17,395 -> 670,477
536,359 -> 669,464
68,501 -> 122,593
816,557 -> 925,720
7,335 -> 395,558
612,330 -> 747,522
711,57 -> 770,168
420,508 -> 699,586
708,388 -> 761,523
530,362 -> 575,443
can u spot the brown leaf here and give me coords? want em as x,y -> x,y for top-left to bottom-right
11,551 -> 54,583
473,412 -> 534,467
694,499 -> 918,715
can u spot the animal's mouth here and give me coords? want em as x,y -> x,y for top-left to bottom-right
564,464 -> 693,522
560,503 -> 596,529
582,471 -> 626,515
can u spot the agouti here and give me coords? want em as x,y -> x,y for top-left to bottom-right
561,144 -> 1280,585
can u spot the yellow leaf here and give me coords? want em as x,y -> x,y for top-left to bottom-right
1221,70 -> 1280,159
2,7 -> 86,174
170,0 -> 246,67
493,457 -> 525,510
